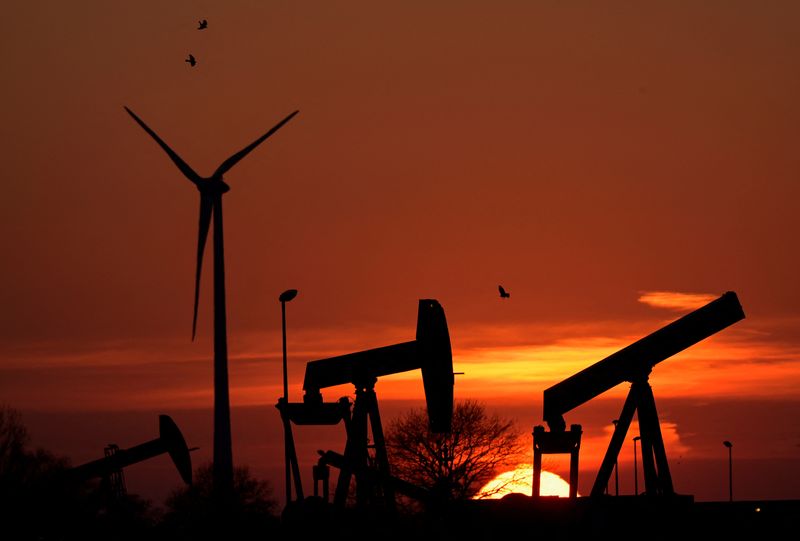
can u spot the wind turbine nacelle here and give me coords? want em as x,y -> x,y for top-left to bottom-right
302,299 -> 454,433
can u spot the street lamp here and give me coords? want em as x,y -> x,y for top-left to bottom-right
279,288 -> 298,504
279,289 -> 298,400
723,440 -> 733,502
633,436 -> 641,496
612,419 -> 619,496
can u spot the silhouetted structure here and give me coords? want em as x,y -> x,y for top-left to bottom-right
198,19 -> 208,30
185,54 -> 197,67
276,396 -> 351,505
533,291 -> 745,499
277,299 -> 454,513
633,435 -> 641,495
69,415 -> 192,486
101,444 -> 127,499
612,419 -> 619,496
723,440 -> 733,501
498,285 -> 510,298
279,288 -> 299,505
124,106 -> 298,497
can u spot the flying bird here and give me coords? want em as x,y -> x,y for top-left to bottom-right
185,54 -> 197,67
498,285 -> 510,299
198,19 -> 208,30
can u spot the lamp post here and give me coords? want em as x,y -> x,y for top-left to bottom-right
612,419 -> 619,496
279,289 -> 298,504
723,440 -> 733,502
633,436 -> 641,496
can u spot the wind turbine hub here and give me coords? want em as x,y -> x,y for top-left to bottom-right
198,178 -> 231,195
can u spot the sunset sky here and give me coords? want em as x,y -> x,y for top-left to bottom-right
2,1 -> 799,506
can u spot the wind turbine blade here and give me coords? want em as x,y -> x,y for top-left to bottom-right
213,110 -> 299,178
124,107 -> 203,185
191,193 -> 214,341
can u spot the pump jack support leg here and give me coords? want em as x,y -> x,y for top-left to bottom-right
283,417 -> 304,501
569,443 -> 580,499
636,384 -> 659,495
591,383 -> 638,497
334,393 -> 369,507
333,447 -> 353,507
638,382 -> 674,495
532,429 -> 543,497
366,390 -> 396,511
335,388 -> 371,507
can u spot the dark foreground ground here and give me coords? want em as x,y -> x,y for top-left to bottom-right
6,494 -> 797,540
278,496 -> 800,541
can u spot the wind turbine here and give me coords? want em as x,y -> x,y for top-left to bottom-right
124,106 -> 299,495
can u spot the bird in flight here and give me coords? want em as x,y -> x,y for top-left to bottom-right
185,54 -> 197,67
498,285 -> 510,299
198,19 -> 208,30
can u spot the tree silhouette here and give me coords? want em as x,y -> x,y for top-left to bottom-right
2,405 -> 160,540
159,462 -> 279,539
385,400 -> 524,504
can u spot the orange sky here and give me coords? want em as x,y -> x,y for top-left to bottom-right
2,1 -> 800,504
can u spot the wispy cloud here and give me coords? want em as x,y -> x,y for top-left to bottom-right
3,309 -> 799,411
637,291 -> 720,311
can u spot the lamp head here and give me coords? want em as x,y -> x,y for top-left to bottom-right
280,289 -> 298,303
723,440 -> 733,448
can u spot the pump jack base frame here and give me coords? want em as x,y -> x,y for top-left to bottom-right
532,424 -> 582,499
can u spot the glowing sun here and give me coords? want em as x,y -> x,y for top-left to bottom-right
476,467 -> 575,499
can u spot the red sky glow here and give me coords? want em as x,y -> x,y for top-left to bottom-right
2,0 -> 800,507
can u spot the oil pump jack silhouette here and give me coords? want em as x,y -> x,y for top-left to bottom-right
124,106 -> 298,495
532,291 -> 745,499
69,415 -> 194,488
277,299 -> 454,511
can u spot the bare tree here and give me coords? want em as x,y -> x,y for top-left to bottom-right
385,400 -> 524,502
161,463 -> 279,538
1,405 -> 67,486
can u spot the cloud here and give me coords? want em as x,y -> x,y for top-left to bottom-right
637,291 -> 720,311
4,307 -> 799,411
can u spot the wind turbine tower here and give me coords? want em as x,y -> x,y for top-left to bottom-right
125,106 -> 298,495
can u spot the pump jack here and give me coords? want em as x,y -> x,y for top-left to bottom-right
277,299 -> 454,511
69,415 -> 193,486
532,291 -> 745,499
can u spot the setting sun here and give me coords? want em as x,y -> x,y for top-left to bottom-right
476,467 -> 575,499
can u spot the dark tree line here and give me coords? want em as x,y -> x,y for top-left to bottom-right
0,405 -> 280,540
2,401 -> 524,538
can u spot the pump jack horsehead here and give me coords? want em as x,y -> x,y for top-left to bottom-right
124,106 -> 299,495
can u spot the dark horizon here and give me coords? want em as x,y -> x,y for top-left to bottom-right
17,397 -> 800,508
